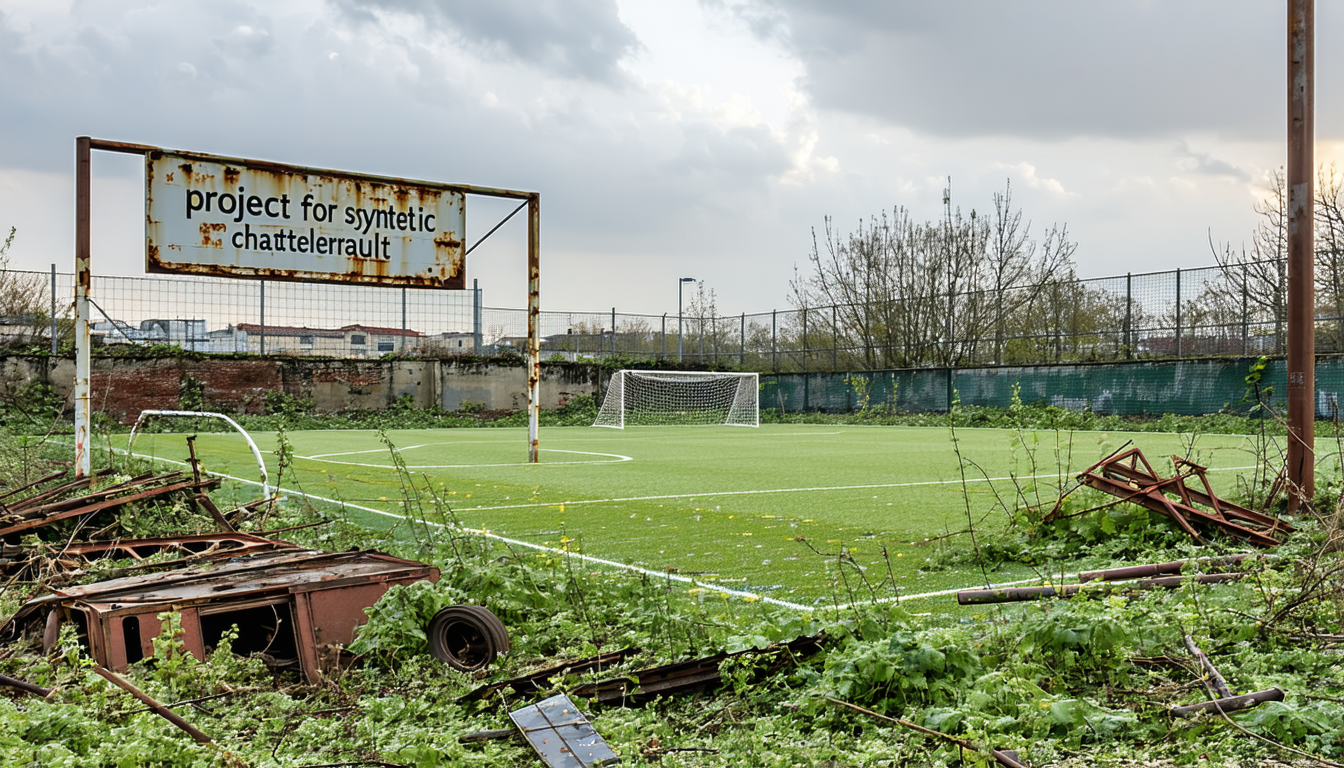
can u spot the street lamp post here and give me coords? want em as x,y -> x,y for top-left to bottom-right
678,277 -> 696,362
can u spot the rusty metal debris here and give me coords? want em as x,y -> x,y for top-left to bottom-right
1169,634 -> 1284,718
1075,449 -> 1293,547
0,672 -> 53,698
3,548 -> 446,685
94,664 -> 212,744
0,470 -> 220,542
571,634 -> 826,707
509,693 -> 621,768
957,573 -> 1246,605
0,462 -> 512,691
464,647 -> 642,703
3,532 -> 297,580
1078,553 -> 1269,583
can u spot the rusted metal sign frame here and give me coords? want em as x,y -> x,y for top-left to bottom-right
73,137 -> 543,474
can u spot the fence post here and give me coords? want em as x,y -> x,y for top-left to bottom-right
772,310 -> 777,371
1242,279 -> 1249,355
1174,268 -> 1182,357
661,313 -> 667,359
802,308 -> 809,372
611,307 -> 616,356
831,304 -> 838,372
699,315 -> 705,362
473,279 -> 483,354
400,286 -> 408,353
1123,272 -> 1132,359
1053,281 -> 1062,362
740,312 -> 745,367
259,280 -> 266,356
50,264 -> 57,355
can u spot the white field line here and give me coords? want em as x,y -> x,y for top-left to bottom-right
95,441 -> 1261,614
109,446 -> 813,611
456,465 -> 1258,512
297,447 -> 632,469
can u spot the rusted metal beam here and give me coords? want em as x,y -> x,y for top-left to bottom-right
0,471 -> 69,502
93,666 -> 212,744
0,476 -> 220,538
1169,688 -> 1285,719
1079,554 -> 1265,583
957,574 -> 1245,605
463,647 -> 640,703
0,673 -> 53,698
1286,0 -> 1315,511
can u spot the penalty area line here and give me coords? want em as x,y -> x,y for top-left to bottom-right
461,465 -> 1257,512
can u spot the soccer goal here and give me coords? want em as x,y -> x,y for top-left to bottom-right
593,370 -> 759,428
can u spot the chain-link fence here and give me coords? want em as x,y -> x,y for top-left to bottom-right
0,260 -> 1309,368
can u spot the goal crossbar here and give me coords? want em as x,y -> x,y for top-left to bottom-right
592,370 -> 759,429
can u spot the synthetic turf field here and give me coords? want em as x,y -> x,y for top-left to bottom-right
115,424 -> 1310,609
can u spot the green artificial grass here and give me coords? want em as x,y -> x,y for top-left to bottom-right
113,423 -> 1305,607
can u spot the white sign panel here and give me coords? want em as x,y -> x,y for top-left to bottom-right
146,152 -> 466,288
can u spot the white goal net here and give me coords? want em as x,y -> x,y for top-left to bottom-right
593,370 -> 759,428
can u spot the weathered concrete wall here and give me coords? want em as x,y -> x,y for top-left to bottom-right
0,355 -> 599,423
439,361 -> 596,412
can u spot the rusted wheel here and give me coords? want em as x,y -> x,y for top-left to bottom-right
427,605 -> 510,672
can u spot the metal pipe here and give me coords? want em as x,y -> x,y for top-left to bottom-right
74,137 -> 91,477
527,194 -> 541,463
50,264 -> 57,355
1169,688 -> 1284,719
258,281 -> 266,355
1287,0 -> 1315,509
1175,268 -> 1182,356
473,278 -> 483,354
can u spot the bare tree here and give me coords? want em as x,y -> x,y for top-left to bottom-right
791,181 -> 1078,369
0,228 -> 52,347
1208,170 -> 1288,354
1317,163 -> 1344,352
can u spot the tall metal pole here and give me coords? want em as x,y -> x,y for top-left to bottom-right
74,137 -> 92,477
1287,0 -> 1315,508
527,194 -> 541,463
50,264 -> 57,355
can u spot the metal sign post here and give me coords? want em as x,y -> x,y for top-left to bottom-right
73,138 -> 541,474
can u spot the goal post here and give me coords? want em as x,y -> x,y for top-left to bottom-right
593,370 -> 759,429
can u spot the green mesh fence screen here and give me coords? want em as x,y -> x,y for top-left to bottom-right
761,356 -> 1344,417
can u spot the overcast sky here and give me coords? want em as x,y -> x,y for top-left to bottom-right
1,0 -> 1340,314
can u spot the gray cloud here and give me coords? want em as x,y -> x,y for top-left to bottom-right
329,0 -> 640,85
732,0 -> 1339,143
1175,141 -> 1250,182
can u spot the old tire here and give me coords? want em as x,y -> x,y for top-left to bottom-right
427,605 -> 511,672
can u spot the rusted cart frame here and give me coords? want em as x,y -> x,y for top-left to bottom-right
1075,449 -> 1293,547
5,548 -> 439,685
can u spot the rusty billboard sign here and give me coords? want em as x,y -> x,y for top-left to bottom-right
146,151 -> 466,288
